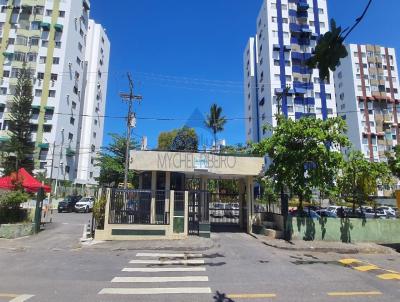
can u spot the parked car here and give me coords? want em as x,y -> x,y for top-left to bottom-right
211,202 -> 225,218
225,203 -> 239,218
74,197 -> 95,213
289,209 -> 321,219
316,209 -> 337,218
57,195 -> 82,213
377,206 -> 396,217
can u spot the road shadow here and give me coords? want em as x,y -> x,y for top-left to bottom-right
379,243 -> 400,253
211,224 -> 244,233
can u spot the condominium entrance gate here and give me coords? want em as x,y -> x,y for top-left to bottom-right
188,191 -> 243,235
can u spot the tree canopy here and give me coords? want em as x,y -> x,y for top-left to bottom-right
387,145 -> 400,179
157,127 -> 198,151
204,104 -> 227,146
3,66 -> 34,174
339,150 -> 392,211
253,116 -> 350,207
96,133 -> 139,187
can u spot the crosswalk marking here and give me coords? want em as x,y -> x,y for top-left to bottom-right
339,258 -> 400,282
136,252 -> 203,258
129,259 -> 205,265
122,267 -> 206,272
9,295 -> 35,302
99,287 -> 212,295
112,276 -> 209,283
99,251 -> 211,296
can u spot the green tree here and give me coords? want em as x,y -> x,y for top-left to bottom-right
158,129 -> 179,150
253,116 -> 350,209
339,150 -> 391,212
96,133 -> 139,187
157,127 -> 198,151
171,127 -> 198,151
204,104 -> 227,149
387,145 -> 400,178
3,66 -> 34,174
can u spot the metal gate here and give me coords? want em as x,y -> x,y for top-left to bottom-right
209,193 -> 241,226
188,191 -> 209,235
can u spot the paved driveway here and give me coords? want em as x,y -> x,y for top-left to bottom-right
0,216 -> 399,302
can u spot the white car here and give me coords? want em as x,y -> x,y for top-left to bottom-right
74,197 -> 95,213
212,203 -> 225,218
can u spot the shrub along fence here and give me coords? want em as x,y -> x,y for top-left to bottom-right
289,217 -> 400,243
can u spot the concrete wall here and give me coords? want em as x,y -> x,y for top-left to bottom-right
289,217 -> 400,243
0,223 -> 35,239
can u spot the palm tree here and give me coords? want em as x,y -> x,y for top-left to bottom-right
204,104 -> 227,151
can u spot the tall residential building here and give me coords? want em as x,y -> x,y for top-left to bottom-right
334,44 -> 400,162
244,0 -> 337,143
75,20 -> 110,185
0,0 -> 110,185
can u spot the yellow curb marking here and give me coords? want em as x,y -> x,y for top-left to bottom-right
227,293 -> 277,299
353,265 -> 380,272
339,259 -> 361,265
377,273 -> 400,280
327,291 -> 382,297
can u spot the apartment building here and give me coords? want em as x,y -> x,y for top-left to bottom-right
334,44 -> 400,162
0,0 -> 110,185
244,0 -> 337,143
75,20 -> 110,185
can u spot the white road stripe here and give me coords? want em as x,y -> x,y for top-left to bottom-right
10,295 -> 35,302
99,287 -> 212,295
136,253 -> 203,258
112,276 -> 209,283
122,267 -> 206,272
129,259 -> 205,265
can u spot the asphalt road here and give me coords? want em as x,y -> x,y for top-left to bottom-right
0,213 -> 399,302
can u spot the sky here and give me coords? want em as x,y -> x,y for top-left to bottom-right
90,0 -> 400,149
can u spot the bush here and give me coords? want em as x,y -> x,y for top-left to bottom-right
93,196 -> 107,230
0,190 -> 30,224
0,191 -> 29,208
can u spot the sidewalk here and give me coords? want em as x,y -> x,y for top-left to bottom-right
251,233 -> 396,254
82,236 -> 214,252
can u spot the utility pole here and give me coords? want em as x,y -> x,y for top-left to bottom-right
48,141 -> 56,205
120,73 -> 142,189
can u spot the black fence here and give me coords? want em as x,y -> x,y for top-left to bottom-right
108,189 -> 170,225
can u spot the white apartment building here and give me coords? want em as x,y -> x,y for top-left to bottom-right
75,20 -> 110,185
334,44 -> 400,162
244,0 -> 337,143
0,0 -> 110,185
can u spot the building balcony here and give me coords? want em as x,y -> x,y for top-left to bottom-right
295,112 -> 316,120
297,2 -> 310,11
66,148 -> 76,157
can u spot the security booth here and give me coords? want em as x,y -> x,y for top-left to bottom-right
95,151 -> 264,241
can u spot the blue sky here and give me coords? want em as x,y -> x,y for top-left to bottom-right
90,0 -> 400,149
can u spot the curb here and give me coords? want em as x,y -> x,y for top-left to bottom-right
251,233 -> 394,254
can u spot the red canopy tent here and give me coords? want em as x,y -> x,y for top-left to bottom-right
0,168 -> 51,193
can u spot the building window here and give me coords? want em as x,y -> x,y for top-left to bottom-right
68,133 -> 73,141
35,89 -> 42,97
70,117 -> 75,125
53,57 -> 60,64
93,132 -> 96,138
0,87 -> 7,95
37,72 -> 44,80
59,11 -> 65,17
51,74 -> 58,81
76,57 -> 81,65
65,166 -> 70,174
72,101 -> 76,109
29,37 -> 40,46
3,70 -> 10,78
45,9 -> 52,16
48,90 -> 56,97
